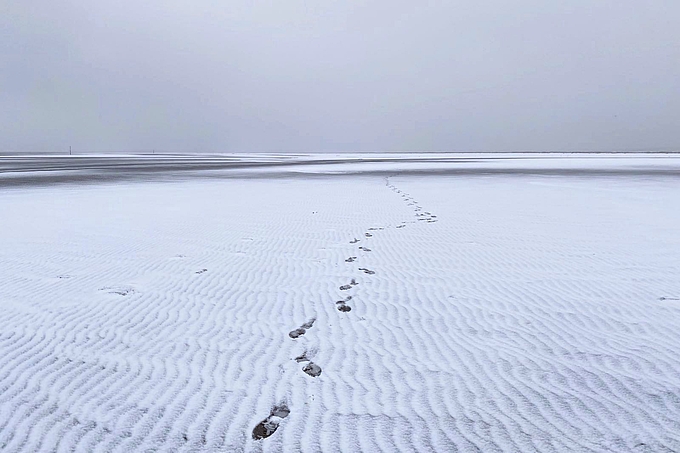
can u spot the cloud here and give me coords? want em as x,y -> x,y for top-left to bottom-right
2,0 -> 679,152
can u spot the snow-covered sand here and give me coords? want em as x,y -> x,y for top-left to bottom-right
1,154 -> 679,452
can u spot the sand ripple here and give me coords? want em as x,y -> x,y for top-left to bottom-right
1,158 -> 679,451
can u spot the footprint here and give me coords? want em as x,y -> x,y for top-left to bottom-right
289,328 -> 306,339
396,225 -> 406,229
252,405 -> 291,440
350,238 -> 360,244
99,286 -> 135,296
336,295 -> 352,305
289,318 -> 316,338
345,257 -> 357,263
196,269 -> 208,274
365,233 -> 373,237
336,294 -> 353,312
302,362 -> 322,377
339,284 -> 352,291
359,247 -> 372,252
295,351 -> 322,377
358,268 -> 375,275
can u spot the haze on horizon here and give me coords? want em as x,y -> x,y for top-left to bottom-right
1,1 -> 679,154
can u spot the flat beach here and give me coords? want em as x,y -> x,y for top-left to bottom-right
1,154 -> 679,452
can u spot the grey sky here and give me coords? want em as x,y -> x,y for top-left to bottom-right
1,1 -> 679,153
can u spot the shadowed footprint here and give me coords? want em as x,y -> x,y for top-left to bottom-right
302,362 -> 322,377
359,247 -> 371,252
365,233 -> 373,237
195,269 -> 208,274
345,257 -> 357,262
358,268 -> 375,275
252,404 -> 290,440
339,284 -> 352,291
396,225 -> 406,229
350,238 -> 360,244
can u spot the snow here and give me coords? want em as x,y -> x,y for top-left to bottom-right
1,154 -> 679,452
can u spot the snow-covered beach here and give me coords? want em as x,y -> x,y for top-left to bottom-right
1,154 -> 680,452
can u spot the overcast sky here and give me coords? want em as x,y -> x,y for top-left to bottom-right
1,1 -> 679,153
